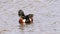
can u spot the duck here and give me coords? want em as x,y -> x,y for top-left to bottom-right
18,10 -> 33,25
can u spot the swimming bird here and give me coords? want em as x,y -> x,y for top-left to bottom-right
18,10 -> 33,25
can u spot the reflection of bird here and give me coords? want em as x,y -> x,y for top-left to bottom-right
18,10 -> 33,25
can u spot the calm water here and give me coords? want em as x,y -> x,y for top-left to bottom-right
0,0 -> 60,34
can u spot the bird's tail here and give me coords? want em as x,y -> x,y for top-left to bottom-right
18,10 -> 25,17
28,14 -> 33,18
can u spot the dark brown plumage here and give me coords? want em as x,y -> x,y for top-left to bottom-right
18,10 -> 33,25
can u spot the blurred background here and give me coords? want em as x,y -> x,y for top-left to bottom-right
0,0 -> 60,34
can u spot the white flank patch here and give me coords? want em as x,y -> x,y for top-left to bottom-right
23,19 -> 26,24
29,18 -> 31,21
